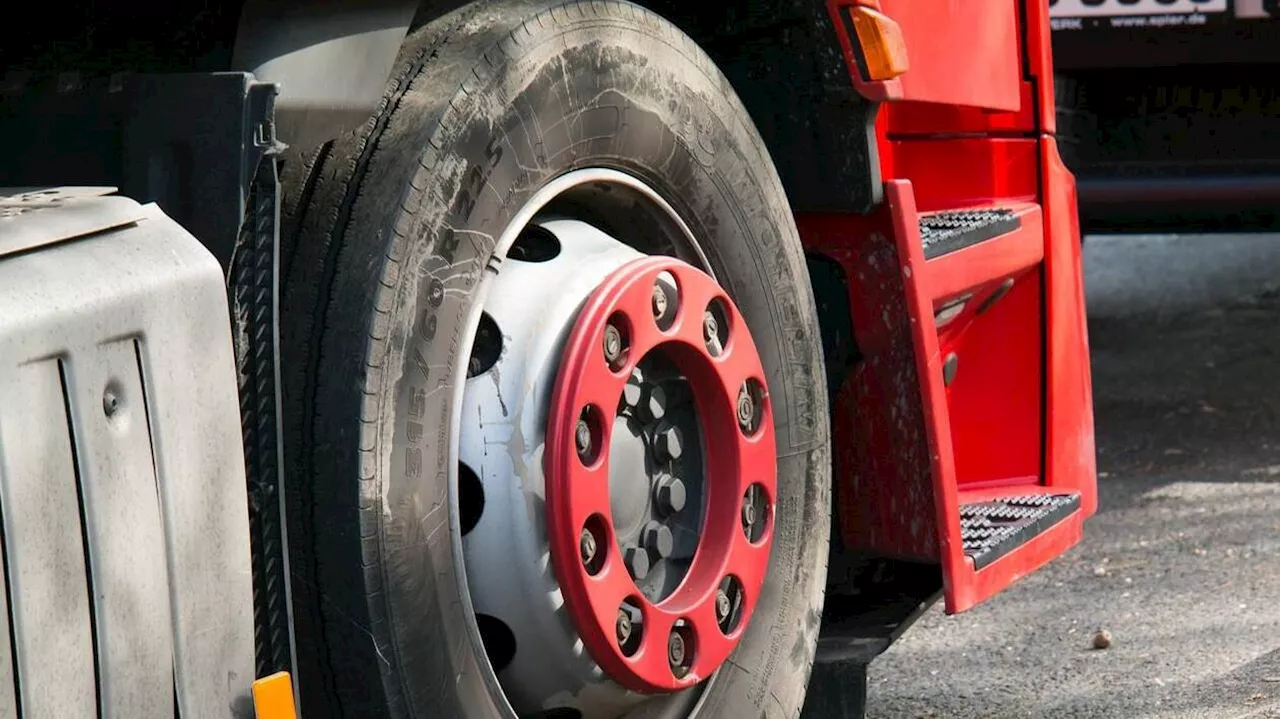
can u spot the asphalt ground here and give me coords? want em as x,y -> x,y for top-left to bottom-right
865,233 -> 1280,719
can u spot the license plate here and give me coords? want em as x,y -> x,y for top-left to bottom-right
1049,0 -> 1228,17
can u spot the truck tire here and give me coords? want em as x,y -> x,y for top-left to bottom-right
279,1 -> 830,717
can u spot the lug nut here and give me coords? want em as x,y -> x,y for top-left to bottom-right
622,368 -> 645,408
575,418 -> 592,459
616,608 -> 633,645
668,630 -> 687,672
654,425 -> 683,461
736,384 -> 755,432
640,383 -> 667,423
603,323 -> 623,364
652,283 -> 668,320
655,475 -> 687,515
741,484 -> 765,540
703,311 -> 723,356
715,589 -> 731,624
624,545 -> 650,581
642,521 -> 674,559
580,528 -> 598,566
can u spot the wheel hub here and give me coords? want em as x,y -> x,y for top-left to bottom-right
545,256 -> 777,693
458,200 -> 775,716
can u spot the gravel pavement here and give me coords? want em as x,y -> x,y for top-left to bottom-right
865,234 -> 1280,719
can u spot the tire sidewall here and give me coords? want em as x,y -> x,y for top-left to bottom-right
351,3 -> 830,716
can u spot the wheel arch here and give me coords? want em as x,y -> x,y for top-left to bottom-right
233,0 -> 883,211
634,0 -> 882,215
231,0 -> 426,150
0,0 -> 881,210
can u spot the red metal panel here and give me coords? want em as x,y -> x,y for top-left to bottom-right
797,212 -> 940,560
878,182 -> 967,599
1041,138 -> 1098,514
883,138 -> 1039,212
883,82 -> 1039,138
941,271 -> 1044,488
1022,0 -> 1059,134
876,0 -> 1023,111
839,1 -> 1045,139
827,0 -> 1030,119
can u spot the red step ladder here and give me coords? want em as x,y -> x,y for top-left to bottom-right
800,155 -> 1096,612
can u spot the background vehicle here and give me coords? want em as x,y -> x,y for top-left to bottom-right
1051,0 -> 1280,231
0,1 -> 1094,717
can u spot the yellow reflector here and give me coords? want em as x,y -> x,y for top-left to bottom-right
850,7 -> 910,81
253,672 -> 297,719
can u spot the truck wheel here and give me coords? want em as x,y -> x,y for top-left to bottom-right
279,1 -> 830,717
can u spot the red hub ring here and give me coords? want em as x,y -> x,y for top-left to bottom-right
545,256 -> 777,693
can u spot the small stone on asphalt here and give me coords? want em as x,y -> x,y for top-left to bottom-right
1092,629 -> 1113,650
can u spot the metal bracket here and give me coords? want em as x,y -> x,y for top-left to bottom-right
816,556 -> 941,665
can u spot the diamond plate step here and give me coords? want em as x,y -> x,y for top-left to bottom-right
960,493 -> 1080,570
919,209 -> 1020,260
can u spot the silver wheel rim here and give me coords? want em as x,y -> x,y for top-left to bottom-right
446,169 -> 728,718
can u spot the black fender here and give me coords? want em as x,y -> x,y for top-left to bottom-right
231,0 -> 426,149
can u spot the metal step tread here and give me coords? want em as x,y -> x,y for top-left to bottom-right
920,209 -> 1020,260
960,492 -> 1080,570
